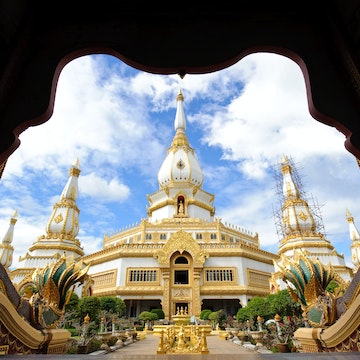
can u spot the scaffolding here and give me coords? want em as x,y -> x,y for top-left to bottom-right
272,155 -> 327,241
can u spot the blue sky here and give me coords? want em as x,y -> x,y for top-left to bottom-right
1,53 -> 359,269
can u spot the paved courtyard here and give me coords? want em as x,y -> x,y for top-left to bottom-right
3,332 -> 360,359
99,333 -> 359,359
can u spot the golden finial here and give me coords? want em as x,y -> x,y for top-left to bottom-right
84,313 -> 90,323
176,88 -> 184,101
346,208 -> 354,222
73,158 -> 80,168
281,154 -> 288,164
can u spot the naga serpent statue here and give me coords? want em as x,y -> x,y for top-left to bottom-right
0,254 -> 92,354
275,250 -> 355,327
275,250 -> 360,352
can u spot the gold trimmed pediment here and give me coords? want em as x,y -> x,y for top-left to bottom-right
154,230 -> 208,266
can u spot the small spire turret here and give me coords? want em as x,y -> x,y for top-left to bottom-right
280,155 -> 315,237
0,210 -> 17,269
280,155 -> 300,199
17,159 -> 84,274
346,209 -> 360,271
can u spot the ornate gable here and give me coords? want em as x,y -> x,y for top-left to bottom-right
154,230 -> 208,267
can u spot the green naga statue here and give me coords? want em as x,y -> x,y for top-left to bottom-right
275,250 -> 350,328
1,253 -> 92,329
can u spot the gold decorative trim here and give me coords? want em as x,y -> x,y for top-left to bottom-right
279,240 -> 335,253
0,280 -> 7,295
92,285 -> 164,297
91,269 -> 117,290
294,294 -> 360,351
172,287 -> 191,298
126,268 -> 160,285
200,285 -> 269,297
247,268 -> 272,288
203,267 -> 238,284
28,243 -> 83,256
69,167 -> 80,177
0,292 -> 71,351
0,345 -> 9,355
84,228 -> 278,266
155,230 -> 208,267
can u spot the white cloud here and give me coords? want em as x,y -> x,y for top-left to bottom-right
79,173 -> 130,202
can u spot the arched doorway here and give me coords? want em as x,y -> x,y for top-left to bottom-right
170,252 -> 193,319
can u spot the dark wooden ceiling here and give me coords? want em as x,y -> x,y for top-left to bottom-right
0,1 -> 359,169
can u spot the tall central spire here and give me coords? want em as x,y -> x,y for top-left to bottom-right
169,89 -> 191,151
147,89 -> 214,223
157,89 -> 204,189
174,89 -> 186,132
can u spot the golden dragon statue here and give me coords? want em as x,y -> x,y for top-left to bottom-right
0,254 -> 92,354
275,250 -> 360,352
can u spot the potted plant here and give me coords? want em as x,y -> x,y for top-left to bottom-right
76,314 -> 98,354
274,333 -> 291,353
264,315 -> 304,353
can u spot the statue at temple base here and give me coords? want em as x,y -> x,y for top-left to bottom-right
0,254 -> 92,354
275,250 -> 349,327
275,250 -> 360,352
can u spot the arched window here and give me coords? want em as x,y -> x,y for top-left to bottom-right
175,256 -> 188,264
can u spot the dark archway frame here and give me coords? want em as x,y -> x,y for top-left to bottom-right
0,6 -> 359,168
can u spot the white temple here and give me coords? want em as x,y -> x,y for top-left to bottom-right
2,89 -> 358,320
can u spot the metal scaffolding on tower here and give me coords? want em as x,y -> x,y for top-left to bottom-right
271,155 -> 327,241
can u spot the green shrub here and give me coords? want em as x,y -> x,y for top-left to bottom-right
138,311 -> 158,322
66,327 -> 79,337
151,308 -> 165,319
200,309 -> 212,320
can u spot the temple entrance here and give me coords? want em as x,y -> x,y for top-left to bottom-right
170,252 -> 193,318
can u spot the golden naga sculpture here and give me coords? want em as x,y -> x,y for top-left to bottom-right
275,251 -> 349,327
16,254 -> 91,329
276,251 -> 360,352
0,254 -> 92,354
